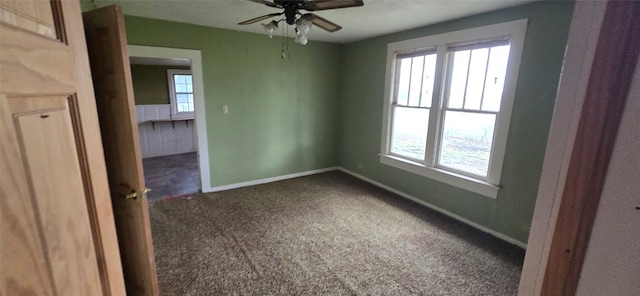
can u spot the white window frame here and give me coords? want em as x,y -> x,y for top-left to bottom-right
380,19 -> 527,199
167,69 -> 194,119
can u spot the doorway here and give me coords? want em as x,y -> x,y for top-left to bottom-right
128,46 -> 211,199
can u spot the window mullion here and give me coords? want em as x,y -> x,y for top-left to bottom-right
407,58 -> 414,105
462,50 -> 473,109
387,105 -> 397,154
393,58 -> 402,104
393,105 -> 429,110
479,47 -> 492,110
443,108 -> 498,115
424,45 -> 447,166
418,55 -> 426,106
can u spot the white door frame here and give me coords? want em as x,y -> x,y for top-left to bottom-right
128,45 -> 211,192
518,0 -> 640,294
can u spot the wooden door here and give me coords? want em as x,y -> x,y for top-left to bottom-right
0,1 -> 125,295
83,5 -> 159,296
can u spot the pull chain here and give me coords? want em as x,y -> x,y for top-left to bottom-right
280,18 -> 290,59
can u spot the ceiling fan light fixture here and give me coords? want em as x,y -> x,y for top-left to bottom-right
293,16 -> 313,45
294,34 -> 308,45
262,20 -> 279,38
296,17 -> 312,35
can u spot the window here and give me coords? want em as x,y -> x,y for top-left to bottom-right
380,20 -> 527,198
167,69 -> 194,119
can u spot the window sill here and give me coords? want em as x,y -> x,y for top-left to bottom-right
379,154 -> 500,199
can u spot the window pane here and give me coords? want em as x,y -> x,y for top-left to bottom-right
482,45 -> 510,111
174,74 -> 186,84
438,111 -> 496,177
421,54 -> 437,108
177,103 -> 189,112
390,106 -> 429,160
176,94 -> 190,103
176,83 -> 187,93
177,94 -> 194,112
448,50 -> 469,109
186,75 -> 192,84
408,56 -> 424,106
396,58 -> 411,105
187,94 -> 194,111
464,48 -> 489,110
186,82 -> 193,93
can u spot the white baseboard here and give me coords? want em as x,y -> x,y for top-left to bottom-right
206,167 -> 339,193
337,167 -> 528,249
201,165 -> 527,249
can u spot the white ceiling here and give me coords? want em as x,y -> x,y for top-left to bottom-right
94,0 -> 535,44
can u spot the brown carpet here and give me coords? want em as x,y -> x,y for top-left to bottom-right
149,171 -> 524,295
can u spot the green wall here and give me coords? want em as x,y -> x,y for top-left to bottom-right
80,0 -> 95,12
130,65 -> 181,105
123,16 -> 342,186
337,1 -> 574,244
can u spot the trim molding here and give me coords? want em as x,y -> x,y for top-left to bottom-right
127,45 -> 212,192
338,168 -> 527,249
517,1 -> 607,294
541,1 -> 640,295
207,167 -> 339,192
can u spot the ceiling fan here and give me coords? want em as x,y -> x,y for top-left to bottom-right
238,0 -> 364,33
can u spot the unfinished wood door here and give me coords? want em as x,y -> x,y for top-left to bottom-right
83,5 -> 159,296
0,1 -> 125,295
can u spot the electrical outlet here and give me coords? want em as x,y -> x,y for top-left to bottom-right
222,105 -> 228,114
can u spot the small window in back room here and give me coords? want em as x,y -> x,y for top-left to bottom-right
167,69 -> 194,119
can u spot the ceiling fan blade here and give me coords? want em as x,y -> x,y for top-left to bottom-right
246,0 -> 279,8
303,14 -> 342,32
238,13 -> 282,25
303,0 -> 364,11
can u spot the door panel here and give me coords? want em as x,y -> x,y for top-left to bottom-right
0,0 -> 57,38
13,96 -> 102,296
1,0 -> 125,295
0,24 -> 75,95
83,5 -> 159,296
0,94 -> 55,296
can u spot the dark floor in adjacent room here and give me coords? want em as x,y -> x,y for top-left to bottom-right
142,152 -> 200,200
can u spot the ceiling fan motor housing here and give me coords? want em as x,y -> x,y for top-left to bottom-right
277,1 -> 305,25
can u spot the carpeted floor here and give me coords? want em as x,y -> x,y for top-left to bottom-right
148,171 -> 525,295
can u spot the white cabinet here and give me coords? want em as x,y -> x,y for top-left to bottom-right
135,104 -> 196,158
